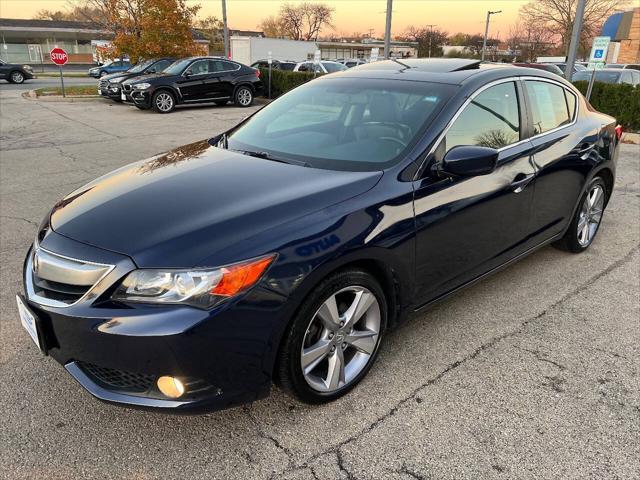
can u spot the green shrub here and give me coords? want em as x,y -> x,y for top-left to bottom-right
572,80 -> 640,131
259,68 -> 320,98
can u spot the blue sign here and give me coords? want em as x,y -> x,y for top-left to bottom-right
594,49 -> 604,59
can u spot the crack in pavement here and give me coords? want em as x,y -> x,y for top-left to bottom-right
279,244 -> 640,477
243,405 -> 296,476
0,215 -> 38,228
397,463 -> 429,480
514,345 -> 567,371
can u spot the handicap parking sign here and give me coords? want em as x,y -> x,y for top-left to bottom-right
594,49 -> 604,59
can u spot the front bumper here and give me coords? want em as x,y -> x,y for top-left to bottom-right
128,89 -> 152,107
20,230 -> 284,413
98,84 -> 122,100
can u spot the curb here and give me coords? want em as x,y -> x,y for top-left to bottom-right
22,90 -> 103,102
621,132 -> 639,145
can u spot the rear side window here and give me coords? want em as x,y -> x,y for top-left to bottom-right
444,81 -> 521,150
565,90 -> 577,120
525,81 -> 570,135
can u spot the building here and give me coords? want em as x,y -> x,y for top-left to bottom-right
601,7 -> 640,64
318,39 -> 418,60
0,18 -> 209,65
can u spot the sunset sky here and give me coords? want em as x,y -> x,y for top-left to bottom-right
0,0 -> 528,39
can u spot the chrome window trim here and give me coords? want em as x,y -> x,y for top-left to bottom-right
416,75 -> 581,180
26,242 -> 115,308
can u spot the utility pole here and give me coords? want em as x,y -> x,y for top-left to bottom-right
384,0 -> 393,59
481,10 -> 501,61
564,0 -> 586,81
367,28 -> 375,39
222,0 -> 230,59
425,24 -> 437,58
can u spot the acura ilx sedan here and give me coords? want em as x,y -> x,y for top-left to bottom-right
18,59 -> 620,413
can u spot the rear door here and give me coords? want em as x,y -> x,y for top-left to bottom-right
206,60 -> 241,99
413,80 -> 537,304
522,79 -> 590,246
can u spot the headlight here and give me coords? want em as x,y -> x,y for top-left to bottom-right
112,254 -> 275,308
23,65 -> 33,72
133,82 -> 151,90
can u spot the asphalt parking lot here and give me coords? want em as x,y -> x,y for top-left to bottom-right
1,85 -> 639,480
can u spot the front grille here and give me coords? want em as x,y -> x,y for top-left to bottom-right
122,84 -> 132,93
98,79 -> 108,89
78,361 -> 155,392
28,247 -> 113,306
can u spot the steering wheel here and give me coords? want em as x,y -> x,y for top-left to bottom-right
361,121 -> 411,139
379,136 -> 408,148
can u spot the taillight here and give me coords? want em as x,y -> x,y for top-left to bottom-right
255,69 -> 261,78
615,124 -> 623,141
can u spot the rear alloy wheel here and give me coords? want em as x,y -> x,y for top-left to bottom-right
554,177 -> 606,253
234,86 -> 253,107
152,91 -> 175,113
10,71 -> 25,84
277,270 -> 387,403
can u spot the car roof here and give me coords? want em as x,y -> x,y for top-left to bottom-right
326,58 -> 564,86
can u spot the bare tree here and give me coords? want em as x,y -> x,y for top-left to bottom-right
508,21 -> 556,62
279,2 -> 334,41
401,26 -> 449,57
519,0 -> 629,56
257,15 -> 287,38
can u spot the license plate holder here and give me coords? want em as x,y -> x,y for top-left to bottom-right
16,295 -> 46,354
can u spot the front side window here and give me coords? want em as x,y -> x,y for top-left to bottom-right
444,82 -> 520,151
525,80 -> 571,135
188,60 -> 210,75
226,78 -> 456,171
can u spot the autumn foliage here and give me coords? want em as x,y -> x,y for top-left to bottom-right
104,0 -> 201,62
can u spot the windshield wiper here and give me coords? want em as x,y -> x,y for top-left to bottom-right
229,148 -> 309,167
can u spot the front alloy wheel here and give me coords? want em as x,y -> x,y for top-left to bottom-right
10,71 -> 24,84
277,269 -> 387,403
152,91 -> 175,113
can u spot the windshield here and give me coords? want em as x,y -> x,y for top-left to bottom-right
322,62 -> 347,73
163,59 -> 192,75
573,71 -> 621,83
128,59 -> 154,73
226,78 -> 456,171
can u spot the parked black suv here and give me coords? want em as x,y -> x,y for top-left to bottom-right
121,57 -> 262,113
98,57 -> 175,102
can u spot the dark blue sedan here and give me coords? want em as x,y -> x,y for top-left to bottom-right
18,59 -> 620,413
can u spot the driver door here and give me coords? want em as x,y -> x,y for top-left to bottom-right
178,59 -> 209,102
412,80 -> 537,305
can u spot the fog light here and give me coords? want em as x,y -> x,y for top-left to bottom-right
157,376 -> 185,398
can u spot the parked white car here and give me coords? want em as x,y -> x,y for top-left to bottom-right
294,61 -> 348,74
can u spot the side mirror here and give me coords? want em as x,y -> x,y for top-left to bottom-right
184,69 -> 193,77
147,68 -> 156,74
441,145 -> 498,177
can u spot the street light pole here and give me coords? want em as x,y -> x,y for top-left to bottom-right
564,0 -> 587,81
426,24 -> 436,58
222,0 -> 230,59
481,10 -> 501,61
384,0 -> 393,59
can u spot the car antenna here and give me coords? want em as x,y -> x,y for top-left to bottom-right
390,58 -> 411,69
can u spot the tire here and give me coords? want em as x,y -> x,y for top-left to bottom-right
10,70 -> 25,84
234,86 -> 254,107
554,176 -> 607,253
214,100 -> 229,106
277,269 -> 387,404
135,105 -> 149,110
151,90 -> 176,113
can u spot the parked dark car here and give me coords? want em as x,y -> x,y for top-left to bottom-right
98,58 -> 175,102
18,59 -> 620,413
606,63 -> 640,71
88,58 -> 132,78
0,59 -> 35,84
121,57 -> 262,113
513,63 -> 564,76
251,59 -> 297,71
573,68 -> 640,86
548,62 -> 587,75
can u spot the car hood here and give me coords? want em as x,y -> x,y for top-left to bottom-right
101,71 -> 139,82
50,140 -> 382,268
123,72 -> 174,85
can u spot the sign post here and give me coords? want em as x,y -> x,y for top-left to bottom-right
585,36 -> 610,101
313,49 -> 321,78
49,47 -> 69,97
267,51 -> 272,99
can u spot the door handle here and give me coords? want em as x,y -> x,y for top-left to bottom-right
511,173 -> 535,193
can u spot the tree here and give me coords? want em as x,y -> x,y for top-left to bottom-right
279,2 -> 334,41
33,4 -> 103,22
257,15 -> 288,38
507,21 -> 556,62
195,15 -> 224,54
519,0 -> 629,57
401,26 -> 448,57
82,0 -> 201,62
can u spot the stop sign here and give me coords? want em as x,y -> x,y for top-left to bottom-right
50,47 -> 68,66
